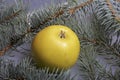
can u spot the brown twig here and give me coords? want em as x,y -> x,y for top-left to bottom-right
0,45 -> 12,56
0,9 -> 22,24
34,9 -> 64,28
106,0 -> 120,22
69,0 -> 93,14
82,37 -> 97,44
82,38 -> 120,57
99,40 -> 120,57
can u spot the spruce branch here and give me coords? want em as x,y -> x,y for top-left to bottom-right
31,8 -> 64,30
82,37 -> 120,57
0,0 -> 95,55
98,40 -> 120,57
0,0 -> 29,55
0,57 -> 74,80
78,40 -> 120,80
69,0 -> 93,14
29,0 -> 94,31
77,45 -> 101,80
96,0 -> 120,53
0,9 -> 22,24
106,0 -> 120,22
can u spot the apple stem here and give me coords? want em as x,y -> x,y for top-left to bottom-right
60,30 -> 65,39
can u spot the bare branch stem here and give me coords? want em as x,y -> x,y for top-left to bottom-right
0,9 -> 22,24
82,38 -> 120,57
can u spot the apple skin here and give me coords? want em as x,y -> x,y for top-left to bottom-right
32,25 -> 80,70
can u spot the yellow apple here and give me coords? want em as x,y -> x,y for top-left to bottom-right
31,25 -> 80,70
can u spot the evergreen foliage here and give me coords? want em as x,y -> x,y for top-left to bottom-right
0,0 -> 120,80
